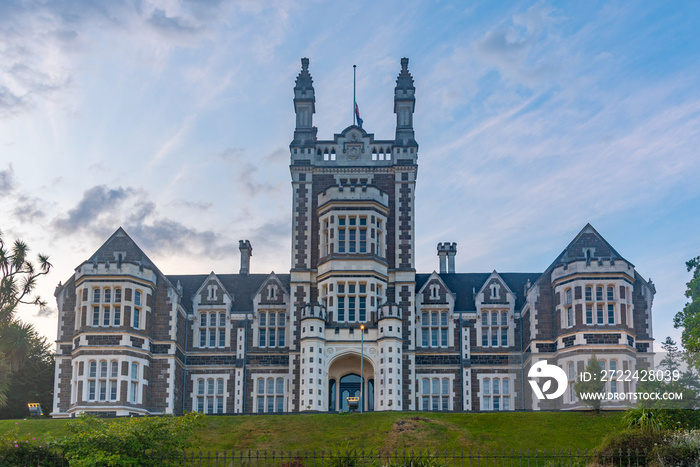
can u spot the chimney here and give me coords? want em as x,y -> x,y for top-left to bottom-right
437,242 -> 457,274
239,240 -> 252,275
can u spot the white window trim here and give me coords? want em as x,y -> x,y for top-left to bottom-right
251,374 -> 288,413
476,373 -> 516,411
476,308 -> 513,348
254,309 -> 287,348
190,373 -> 230,414
194,310 -> 229,349
416,374 -> 454,411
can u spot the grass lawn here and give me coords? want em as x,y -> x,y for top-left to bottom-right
0,411 -> 623,454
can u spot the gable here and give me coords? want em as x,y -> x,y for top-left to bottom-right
86,227 -> 156,269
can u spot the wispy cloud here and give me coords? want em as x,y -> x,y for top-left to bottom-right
0,164 -> 15,196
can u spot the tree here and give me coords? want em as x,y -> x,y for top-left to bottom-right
0,230 -> 52,323
636,337 -> 700,410
575,354 -> 606,412
0,326 -> 55,419
0,231 -> 52,411
674,256 -> 700,371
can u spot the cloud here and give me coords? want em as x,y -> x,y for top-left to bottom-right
51,184 -> 240,259
0,0 -> 232,119
13,195 -> 46,222
52,185 -> 133,233
0,164 -> 15,196
170,199 -> 213,211
35,306 -> 57,318
147,9 -> 203,36
474,3 -> 560,86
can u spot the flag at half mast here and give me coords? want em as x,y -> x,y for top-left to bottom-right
354,102 -> 363,129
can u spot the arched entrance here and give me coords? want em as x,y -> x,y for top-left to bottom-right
327,353 -> 374,412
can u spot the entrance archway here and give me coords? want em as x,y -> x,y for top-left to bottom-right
327,353 -> 374,412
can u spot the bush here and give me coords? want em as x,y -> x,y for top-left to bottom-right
649,430 -> 700,467
597,429 -> 666,465
0,424 -> 65,466
624,408 -> 700,432
55,412 -> 205,466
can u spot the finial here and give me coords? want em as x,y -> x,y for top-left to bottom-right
301,57 -> 309,70
401,57 -> 409,70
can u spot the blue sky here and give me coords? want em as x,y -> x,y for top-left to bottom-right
1,0 -> 699,348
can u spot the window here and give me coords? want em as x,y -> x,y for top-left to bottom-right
429,284 -> 440,300
610,360 -> 617,393
207,284 -> 217,301
607,304 -> 615,324
585,286 -> 592,301
198,312 -> 227,348
480,310 -> 509,347
86,359 -> 119,402
256,377 -> 285,413
607,286 -> 614,301
335,281 -> 368,323
565,288 -> 572,305
568,362 -> 576,403
421,311 -> 449,348
586,305 -> 593,325
335,215 -> 375,255
87,287 -> 124,327
481,376 -> 511,411
133,290 -> 142,329
597,304 -> 604,324
490,283 -> 500,299
566,306 -> 573,327
195,377 -> 225,414
420,377 -> 450,410
129,362 -> 139,404
258,311 -> 285,347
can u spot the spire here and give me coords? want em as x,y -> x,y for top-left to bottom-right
292,58 -> 317,148
295,58 -> 313,91
394,57 -> 416,148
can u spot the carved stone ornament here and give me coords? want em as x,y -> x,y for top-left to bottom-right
348,145 -> 361,160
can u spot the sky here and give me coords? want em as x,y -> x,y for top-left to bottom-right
1,0 -> 699,350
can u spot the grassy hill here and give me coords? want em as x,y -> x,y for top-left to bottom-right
0,411 -> 623,453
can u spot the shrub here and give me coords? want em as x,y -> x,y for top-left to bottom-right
0,424 -> 65,466
55,412 -> 205,466
597,429 -> 666,465
649,430 -> 700,467
624,407 -> 663,431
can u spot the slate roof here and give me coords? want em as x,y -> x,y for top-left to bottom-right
169,272 -> 540,314
166,274 -> 291,314
416,272 -> 542,312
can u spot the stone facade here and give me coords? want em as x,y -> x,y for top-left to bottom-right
51,58 -> 656,418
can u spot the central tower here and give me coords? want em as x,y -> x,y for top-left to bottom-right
288,58 -> 418,412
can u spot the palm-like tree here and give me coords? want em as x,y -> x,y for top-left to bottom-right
0,230 -> 52,324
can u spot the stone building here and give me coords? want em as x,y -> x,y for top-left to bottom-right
51,58 -> 655,417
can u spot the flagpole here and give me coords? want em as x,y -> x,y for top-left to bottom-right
353,65 -> 356,126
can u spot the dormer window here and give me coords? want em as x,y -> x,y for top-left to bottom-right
207,284 -> 217,301
490,283 -> 500,299
429,284 -> 440,300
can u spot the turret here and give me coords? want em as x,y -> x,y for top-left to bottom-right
394,57 -> 416,148
292,58 -> 317,148
377,302 -> 403,410
299,302 -> 327,411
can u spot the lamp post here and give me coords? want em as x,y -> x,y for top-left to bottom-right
360,324 -> 364,413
